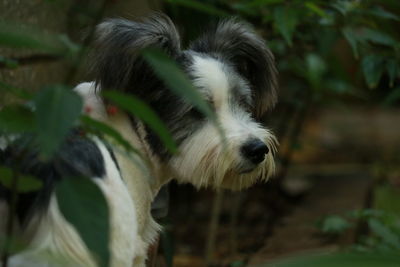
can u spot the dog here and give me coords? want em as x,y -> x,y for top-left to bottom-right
0,14 -> 278,267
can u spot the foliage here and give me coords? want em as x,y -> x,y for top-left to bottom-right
0,0 -> 399,266
317,209 -> 400,252
165,0 -> 400,265
167,0 -> 400,107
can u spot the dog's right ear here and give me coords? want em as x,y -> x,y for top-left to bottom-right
90,14 -> 181,92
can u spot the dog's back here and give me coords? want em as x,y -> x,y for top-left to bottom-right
0,132 -> 139,266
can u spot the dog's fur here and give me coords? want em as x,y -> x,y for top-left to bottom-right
0,14 -> 278,266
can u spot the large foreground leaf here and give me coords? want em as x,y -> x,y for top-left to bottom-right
34,85 -> 83,158
103,91 -> 177,153
0,166 -> 43,193
56,177 -> 110,267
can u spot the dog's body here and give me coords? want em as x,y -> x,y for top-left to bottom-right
0,14 -> 277,266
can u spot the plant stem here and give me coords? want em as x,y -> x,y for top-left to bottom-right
1,169 -> 19,267
205,190 -> 224,266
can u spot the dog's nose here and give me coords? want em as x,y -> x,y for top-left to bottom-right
241,139 -> 269,164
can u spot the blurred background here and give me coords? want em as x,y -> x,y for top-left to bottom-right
1,0 -> 399,267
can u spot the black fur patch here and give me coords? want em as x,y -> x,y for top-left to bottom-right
0,131 -> 105,226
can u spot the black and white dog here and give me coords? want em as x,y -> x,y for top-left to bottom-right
1,14 -> 278,266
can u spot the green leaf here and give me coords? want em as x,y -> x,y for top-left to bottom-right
34,85 -> 83,158
0,21 -> 79,55
142,49 -> 215,122
361,28 -> 397,47
368,218 -> 400,249
80,115 -> 142,156
0,166 -> 43,193
318,215 -> 351,235
142,49 -> 226,148
331,1 -> 358,15
56,177 -> 110,267
0,105 -> 35,133
362,55 -> 385,89
306,53 -> 327,89
102,91 -> 177,153
368,6 -> 400,21
305,2 -> 328,18
273,6 -> 299,46
166,0 -> 229,17
342,27 -> 359,59
268,251 -> 400,267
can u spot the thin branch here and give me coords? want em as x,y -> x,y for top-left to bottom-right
205,190 -> 224,266
1,169 -> 20,267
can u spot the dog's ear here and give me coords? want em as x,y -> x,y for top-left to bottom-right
190,19 -> 278,118
91,14 -> 181,93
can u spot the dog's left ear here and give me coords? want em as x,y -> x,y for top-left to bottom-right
190,19 -> 278,118
90,14 -> 181,94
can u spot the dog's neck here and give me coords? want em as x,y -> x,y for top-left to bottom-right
75,83 -> 171,200
75,82 -> 172,239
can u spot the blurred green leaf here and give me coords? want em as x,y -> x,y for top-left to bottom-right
0,21 -> 79,55
342,27 -> 359,59
368,218 -> 400,249
318,215 -> 352,235
361,55 -> 385,89
166,0 -> 229,17
80,115 -> 142,156
306,54 -> 327,89
56,177 -> 109,267
273,6 -> 299,46
368,6 -> 400,21
142,49 -> 216,122
0,166 -> 43,193
331,0 -> 359,16
305,2 -> 327,18
361,28 -> 397,47
142,49 -> 226,148
0,105 -> 35,133
267,251 -> 400,267
103,91 -> 177,153
34,85 -> 83,158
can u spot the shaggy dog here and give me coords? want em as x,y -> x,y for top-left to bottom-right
0,14 -> 278,266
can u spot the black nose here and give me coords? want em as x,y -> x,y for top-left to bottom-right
241,139 -> 269,164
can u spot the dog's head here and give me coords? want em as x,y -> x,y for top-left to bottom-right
91,14 -> 278,190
